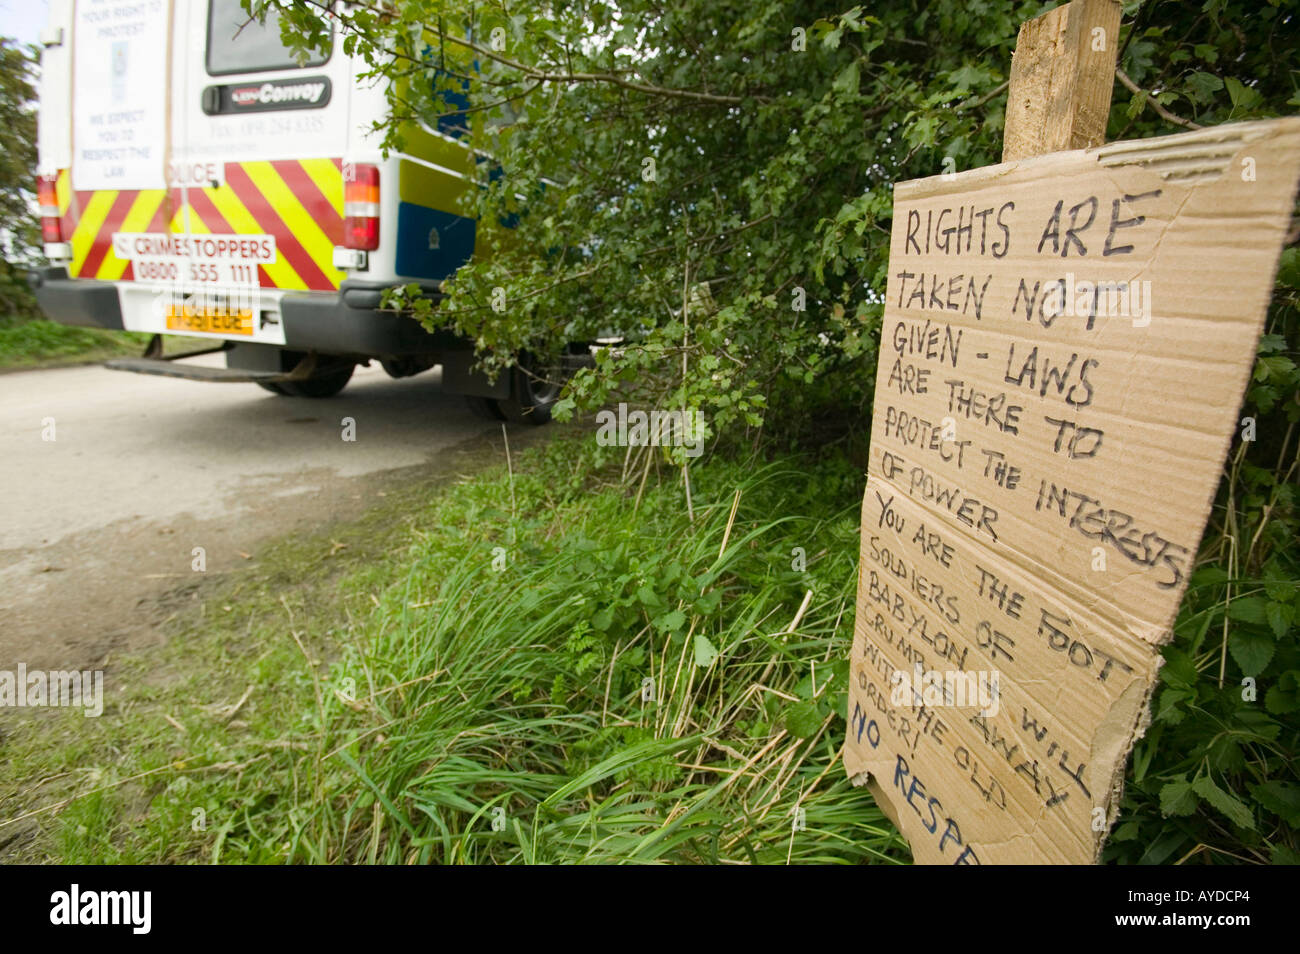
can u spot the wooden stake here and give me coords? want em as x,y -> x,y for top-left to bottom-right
1002,0 -> 1122,162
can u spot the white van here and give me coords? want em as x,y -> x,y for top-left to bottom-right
30,0 -> 563,419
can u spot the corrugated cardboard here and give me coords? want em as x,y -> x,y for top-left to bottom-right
845,118 -> 1300,864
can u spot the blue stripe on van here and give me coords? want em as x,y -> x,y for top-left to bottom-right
395,202 -> 477,281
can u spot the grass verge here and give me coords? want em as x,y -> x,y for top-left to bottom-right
0,319 -> 192,370
0,431 -> 906,864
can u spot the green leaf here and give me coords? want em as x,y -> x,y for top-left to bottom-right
1265,602 -> 1293,639
1192,775 -> 1255,830
1250,781 -> 1300,827
1264,671 -> 1300,714
1111,820 -> 1141,842
1256,333 -> 1288,354
693,633 -> 718,668
832,61 -> 860,96
1227,596 -> 1267,625
655,609 -> 686,634
1159,779 -> 1197,816
1154,686 -> 1190,725
1190,565 -> 1229,588
1228,629 -> 1274,676
1272,844 -> 1300,865
1277,247 -> 1300,287
947,63 -> 984,94
1126,90 -> 1148,120
1224,77 -> 1262,110
1160,648 -> 1200,688
785,701 -> 823,739
692,589 -> 721,616
636,585 -> 665,611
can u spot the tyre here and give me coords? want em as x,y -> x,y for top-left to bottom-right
497,352 -> 567,425
282,362 -> 355,397
381,356 -> 435,379
259,360 -> 355,398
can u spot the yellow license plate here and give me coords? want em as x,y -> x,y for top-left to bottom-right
165,305 -> 255,336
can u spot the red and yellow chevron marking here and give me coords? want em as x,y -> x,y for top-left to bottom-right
62,158 -> 345,291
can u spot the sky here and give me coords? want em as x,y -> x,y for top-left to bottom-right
1,0 -> 50,47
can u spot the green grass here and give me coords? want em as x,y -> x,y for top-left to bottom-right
0,318 -> 191,369
0,431 -> 906,865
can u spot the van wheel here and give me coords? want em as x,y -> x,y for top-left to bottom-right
259,361 -> 355,398
498,352 -> 566,425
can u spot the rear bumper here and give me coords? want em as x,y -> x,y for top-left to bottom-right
280,281 -> 459,355
30,267 -> 125,330
28,267 -> 457,357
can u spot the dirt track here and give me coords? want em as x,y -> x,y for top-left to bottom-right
0,356 -> 516,671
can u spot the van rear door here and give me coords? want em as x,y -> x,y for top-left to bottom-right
59,1 -> 352,344
174,0 -> 351,299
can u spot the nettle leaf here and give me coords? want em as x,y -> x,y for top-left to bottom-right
636,585 -> 666,612
1276,247 -> 1300,286
655,609 -> 687,634
1191,776 -> 1255,830
784,701 -> 823,739
1233,706 -> 1282,743
1159,779 -> 1198,817
1206,734 -> 1245,774
1227,596 -> 1267,625
1154,686 -> 1190,725
1228,629 -> 1275,677
1275,841 -> 1300,867
1262,570 -> 1296,603
693,633 -> 719,668
1160,647 -> 1200,688
1265,601 -> 1294,639
1250,781 -> 1300,827
693,589 -> 721,616
1264,671 -> 1300,714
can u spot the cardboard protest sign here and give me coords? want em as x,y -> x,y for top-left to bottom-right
844,118 -> 1300,864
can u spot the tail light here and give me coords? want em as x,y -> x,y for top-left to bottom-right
38,174 -> 63,243
343,163 -> 380,251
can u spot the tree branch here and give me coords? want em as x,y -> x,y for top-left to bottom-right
292,0 -> 747,105
1116,68 -> 1203,130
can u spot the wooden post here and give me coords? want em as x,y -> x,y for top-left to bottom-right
1002,0 -> 1122,161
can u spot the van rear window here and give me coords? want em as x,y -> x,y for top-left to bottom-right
207,0 -> 330,76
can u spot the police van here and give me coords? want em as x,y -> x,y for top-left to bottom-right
30,0 -> 562,420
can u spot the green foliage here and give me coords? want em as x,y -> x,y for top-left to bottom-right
273,0 -> 1299,453
3,437 -> 906,864
0,36 -> 41,320
0,320 -> 155,367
